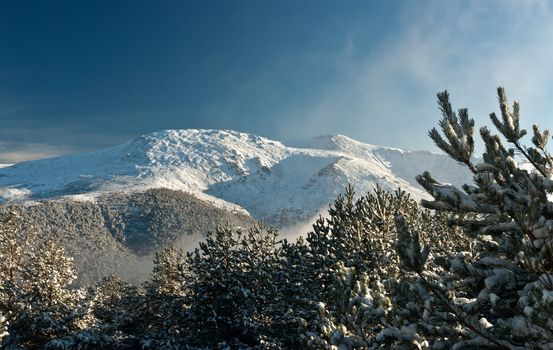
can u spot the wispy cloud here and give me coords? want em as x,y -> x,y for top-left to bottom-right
3,1 -> 552,159
0,125 -> 135,163
0,141 -> 77,164
276,0 -> 553,151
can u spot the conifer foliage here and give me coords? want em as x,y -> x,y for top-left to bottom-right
302,184 -> 466,349
412,87 -> 553,348
182,225 -> 284,348
0,213 -> 90,349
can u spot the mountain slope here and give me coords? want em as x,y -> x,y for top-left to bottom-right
0,129 -> 473,227
1,188 -> 255,285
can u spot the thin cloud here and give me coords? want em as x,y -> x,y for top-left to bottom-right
0,123 -> 140,163
276,0 -> 553,151
0,142 -> 79,164
0,126 -> 136,163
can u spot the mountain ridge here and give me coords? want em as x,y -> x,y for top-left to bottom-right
0,129 -> 473,227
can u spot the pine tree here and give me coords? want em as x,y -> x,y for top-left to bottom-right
0,212 -> 32,346
141,246 -> 191,348
0,212 -> 100,349
183,224 -> 284,348
302,185 -> 466,349
87,275 -> 145,348
2,236 -> 83,348
400,87 -> 553,348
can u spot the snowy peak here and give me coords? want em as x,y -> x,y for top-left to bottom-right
288,134 -> 470,190
0,129 -> 474,226
0,129 -> 289,200
288,134 -> 383,154
122,129 -> 287,170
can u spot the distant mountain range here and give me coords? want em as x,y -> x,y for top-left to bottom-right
0,129 -> 473,227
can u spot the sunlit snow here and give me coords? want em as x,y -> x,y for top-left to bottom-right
0,129 -> 473,226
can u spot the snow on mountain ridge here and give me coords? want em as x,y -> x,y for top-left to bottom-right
120,129 -> 289,190
287,133 -> 471,191
0,129 -> 473,227
288,133 -> 401,154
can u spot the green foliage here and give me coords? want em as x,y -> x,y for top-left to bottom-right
183,224 -> 285,348
429,90 -> 476,171
395,214 -> 429,274
413,87 -> 553,348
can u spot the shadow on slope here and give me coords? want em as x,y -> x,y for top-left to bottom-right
207,153 -> 349,228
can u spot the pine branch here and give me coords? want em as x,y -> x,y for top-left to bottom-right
416,272 -> 523,350
431,91 -> 477,173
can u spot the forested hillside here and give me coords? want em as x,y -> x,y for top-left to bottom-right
0,188 -> 254,286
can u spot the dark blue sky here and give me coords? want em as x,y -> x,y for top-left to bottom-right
1,1 -> 553,162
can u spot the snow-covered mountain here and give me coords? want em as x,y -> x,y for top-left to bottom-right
0,129 -> 473,227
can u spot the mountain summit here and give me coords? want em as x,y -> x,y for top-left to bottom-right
0,129 -> 472,227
